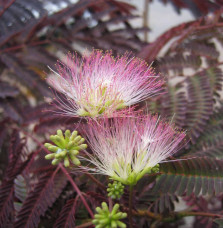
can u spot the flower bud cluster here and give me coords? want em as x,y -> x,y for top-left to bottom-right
107,181 -> 124,199
93,202 -> 127,228
44,129 -> 87,167
150,164 -> 160,173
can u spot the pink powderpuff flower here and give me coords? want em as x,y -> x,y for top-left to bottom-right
82,115 -> 186,186
48,50 -> 164,118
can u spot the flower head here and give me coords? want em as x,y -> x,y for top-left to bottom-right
48,50 -> 164,118
82,116 -> 186,186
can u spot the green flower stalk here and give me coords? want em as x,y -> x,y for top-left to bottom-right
44,129 -> 87,167
107,181 -> 124,199
93,202 -> 127,228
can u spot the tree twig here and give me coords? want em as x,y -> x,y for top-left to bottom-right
128,185 -> 134,228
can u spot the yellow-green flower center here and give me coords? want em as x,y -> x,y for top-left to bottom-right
77,85 -> 126,117
110,158 -> 160,186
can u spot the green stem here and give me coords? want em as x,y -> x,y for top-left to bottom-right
76,221 -> 93,228
109,197 -> 113,212
129,185 -> 134,228
178,211 -> 222,218
133,209 -> 221,222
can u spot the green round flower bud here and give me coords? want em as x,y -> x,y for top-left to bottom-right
150,164 -> 160,173
107,181 -> 124,199
93,202 -> 127,228
44,129 -> 87,167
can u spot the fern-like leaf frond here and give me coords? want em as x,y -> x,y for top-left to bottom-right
53,198 -> 77,228
14,169 -> 67,228
152,157 -> 223,196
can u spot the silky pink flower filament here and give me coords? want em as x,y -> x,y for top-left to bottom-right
48,50 -> 164,118
82,115 -> 186,185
